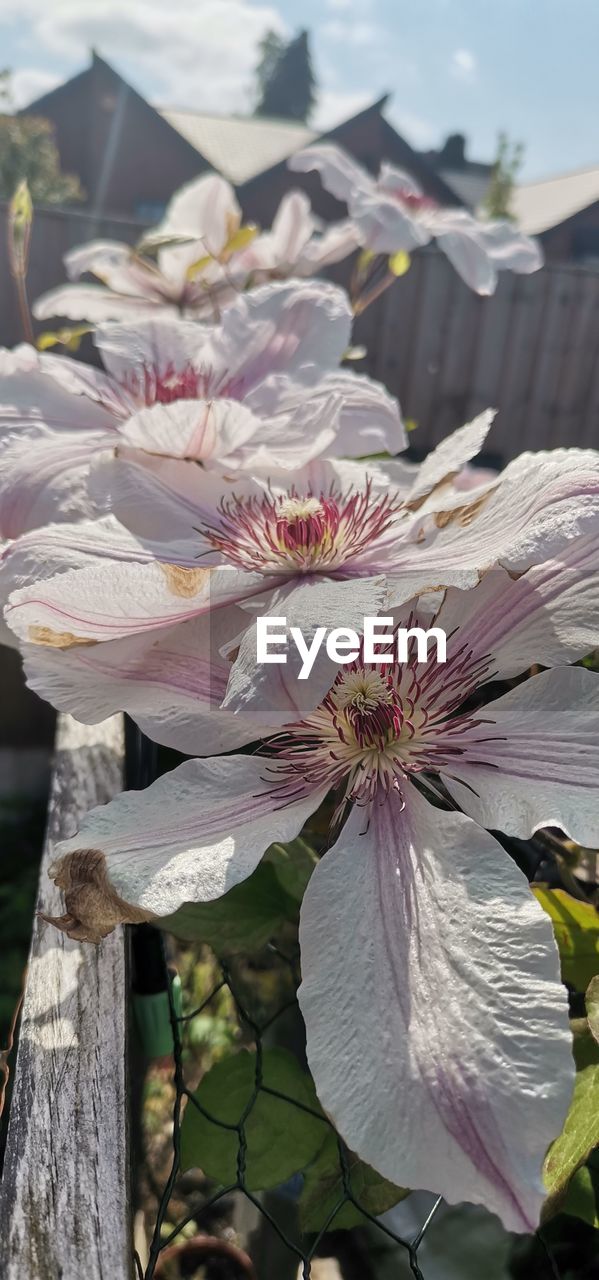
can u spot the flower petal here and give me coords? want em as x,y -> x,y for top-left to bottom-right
21,609 -> 261,756
299,784 -> 573,1231
0,429 -> 111,538
119,397 -> 260,463
49,755 -> 322,941
153,173 -> 241,257
441,666 -> 599,845
435,530 -> 599,679
398,448 -> 599,590
205,280 -> 352,392
94,316 -> 210,388
289,143 -> 374,204
222,574 -> 389,724
33,284 -> 169,323
6,560 -> 265,645
406,410 -> 496,507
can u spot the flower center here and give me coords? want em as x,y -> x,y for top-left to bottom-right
199,481 -> 402,574
119,362 -> 248,408
266,627 -> 496,814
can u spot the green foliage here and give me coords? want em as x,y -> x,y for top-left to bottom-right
544,1020 -> 599,1219
0,70 -> 83,204
162,838 -> 317,954
300,1130 -> 409,1231
532,886 -> 599,990
254,29 -> 317,122
180,1047 -> 326,1188
264,836 -> 317,902
587,975 -> 599,1046
482,131 -> 524,220
561,1151 -> 599,1229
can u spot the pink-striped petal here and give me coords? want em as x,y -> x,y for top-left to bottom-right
299,783 -> 573,1231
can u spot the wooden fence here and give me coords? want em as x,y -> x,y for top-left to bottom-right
1,203 -> 599,461
0,714 -> 130,1280
356,248 -> 599,461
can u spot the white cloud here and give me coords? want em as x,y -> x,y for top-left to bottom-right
322,19 -> 380,47
10,68 -> 63,107
450,48 -> 477,81
2,0 -> 288,114
314,87 -> 374,130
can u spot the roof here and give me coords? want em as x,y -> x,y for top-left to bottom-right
159,109 -> 317,185
438,168 -> 492,210
512,165 -> 599,234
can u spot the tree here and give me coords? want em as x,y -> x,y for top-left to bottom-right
255,30 -> 286,104
254,30 -> 317,122
483,131 -> 524,220
0,71 -> 83,204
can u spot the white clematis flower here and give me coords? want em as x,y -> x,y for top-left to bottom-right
6,437 -> 599,737
0,280 -> 403,540
289,143 -> 543,295
33,173 -> 249,324
35,545 -> 599,1230
33,180 -> 358,326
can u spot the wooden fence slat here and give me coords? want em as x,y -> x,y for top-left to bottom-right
0,713 -> 130,1280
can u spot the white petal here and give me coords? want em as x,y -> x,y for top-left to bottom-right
441,666 -> 599,845
435,226 -> 498,295
6,560 -> 264,645
299,784 -> 573,1231
296,219 -> 360,271
312,371 -> 406,457
0,429 -> 111,538
94,316 -> 209,387
404,448 -> 599,584
407,410 -> 496,506
268,190 -> 317,262
119,398 -> 260,463
21,609 -> 260,756
155,173 -> 241,255
435,531 -> 599,678
205,280 -> 352,392
49,755 -> 322,940
33,284 -> 169,323
350,187 -> 431,254
222,574 -> 389,724
289,143 -> 374,203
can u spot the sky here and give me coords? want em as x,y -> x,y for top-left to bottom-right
1,0 -> 595,181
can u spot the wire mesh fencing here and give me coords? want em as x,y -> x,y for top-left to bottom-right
126,725 -> 570,1280
135,928 -> 443,1280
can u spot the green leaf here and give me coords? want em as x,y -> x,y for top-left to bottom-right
532,887 -> 599,990
181,1048 -> 327,1189
543,1020 -> 599,1218
561,1150 -> 599,1228
300,1131 -> 409,1231
388,250 -> 411,277
161,861 -> 294,954
265,837 -> 318,903
587,976 -> 599,1046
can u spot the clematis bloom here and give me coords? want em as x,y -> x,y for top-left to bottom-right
7,421 -> 599,734
289,143 -> 543,295
36,540 -> 599,1230
33,174 -> 251,324
33,179 -> 358,326
0,280 -> 403,540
